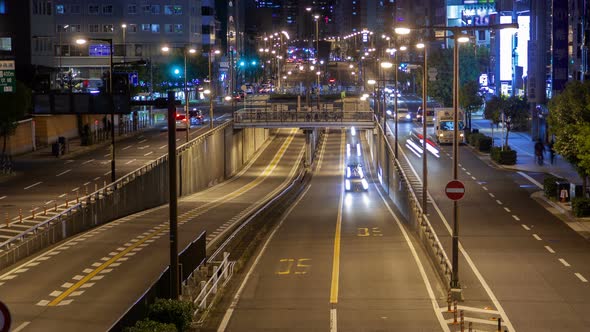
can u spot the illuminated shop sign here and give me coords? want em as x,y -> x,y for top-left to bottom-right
463,0 -> 495,4
461,5 -> 495,26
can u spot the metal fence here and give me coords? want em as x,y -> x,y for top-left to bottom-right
370,120 -> 452,287
233,108 -> 375,126
0,122 -> 269,271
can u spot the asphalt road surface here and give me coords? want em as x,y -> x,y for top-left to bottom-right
394,118 -> 590,331
0,129 -> 305,331
218,128 -> 446,331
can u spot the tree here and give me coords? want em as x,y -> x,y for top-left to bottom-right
548,80 -> 590,192
0,81 -> 32,155
459,80 -> 483,129
483,95 -> 528,147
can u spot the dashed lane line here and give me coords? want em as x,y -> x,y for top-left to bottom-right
138,139 -> 148,144
575,273 -> 588,282
504,207 -> 511,213
559,258 -> 571,267
512,215 -> 520,221
544,245 -> 555,253
159,144 -> 167,149
533,234 -> 542,241
489,193 -> 495,198
482,186 -> 488,191
24,182 -> 42,190
81,159 -> 95,165
0,196 -> 6,200
125,159 -> 136,165
496,200 -> 503,205
144,151 -> 153,156
522,224 -> 531,231
56,169 -> 72,177
122,145 -> 132,150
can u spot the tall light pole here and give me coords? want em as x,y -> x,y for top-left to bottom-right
121,24 -> 127,64
76,38 -> 114,182
209,49 -> 221,129
417,41 -> 428,215
58,25 -> 69,85
380,61 -> 393,133
314,14 -> 320,110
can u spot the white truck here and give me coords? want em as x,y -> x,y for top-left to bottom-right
434,108 -> 466,144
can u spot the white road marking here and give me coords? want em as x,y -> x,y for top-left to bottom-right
24,182 -> 42,190
489,193 -> 495,198
330,308 -> 337,332
81,159 -> 95,165
544,245 -> 555,253
144,151 -> 153,156
504,207 -> 511,212
12,322 -> 31,332
104,154 -> 110,157
575,273 -> 588,282
64,160 -> 75,164
0,196 -> 6,200
533,234 -> 542,241
125,159 -> 136,165
466,172 -> 471,175
122,145 -> 132,150
559,258 -> 570,267
71,187 -> 79,192
138,139 -> 148,144
93,177 -> 100,181
512,215 -> 520,221
471,176 -> 476,180
159,144 -> 167,149
176,138 -> 180,142
45,200 -> 54,205
496,200 -> 503,205
482,186 -> 488,191
56,169 -> 71,177
104,171 -> 112,176
58,193 -> 67,198
517,171 -> 543,189
522,224 -> 531,231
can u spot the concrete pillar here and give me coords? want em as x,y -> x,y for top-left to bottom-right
304,129 -> 312,167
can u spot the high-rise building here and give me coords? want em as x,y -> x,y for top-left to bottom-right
0,0 -> 31,81
30,0 -> 216,85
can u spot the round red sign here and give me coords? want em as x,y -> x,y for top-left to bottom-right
0,301 -> 11,332
445,180 -> 465,200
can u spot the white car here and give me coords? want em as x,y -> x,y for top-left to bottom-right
345,164 -> 369,192
387,108 -> 412,122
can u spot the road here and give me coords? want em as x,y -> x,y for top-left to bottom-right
0,129 -> 305,331
395,117 -> 590,331
218,129 -> 446,331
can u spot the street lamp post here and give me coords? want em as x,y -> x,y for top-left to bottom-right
121,23 -> 127,64
417,42 -> 428,215
76,38 -> 115,182
209,49 -> 220,129
58,25 -> 69,84
314,14 -> 320,110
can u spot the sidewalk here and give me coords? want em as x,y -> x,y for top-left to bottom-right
470,117 -> 590,239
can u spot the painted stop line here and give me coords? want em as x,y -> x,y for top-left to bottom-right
445,180 -> 465,200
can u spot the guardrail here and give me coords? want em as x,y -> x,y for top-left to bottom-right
233,108 -> 375,127
193,252 -> 235,318
374,117 -> 453,287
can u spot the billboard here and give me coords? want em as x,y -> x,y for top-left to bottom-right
499,15 -> 529,83
551,0 -> 568,93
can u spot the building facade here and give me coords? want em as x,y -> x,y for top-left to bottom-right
30,0 -> 216,85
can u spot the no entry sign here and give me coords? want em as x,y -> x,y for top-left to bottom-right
0,301 -> 10,332
445,180 -> 465,200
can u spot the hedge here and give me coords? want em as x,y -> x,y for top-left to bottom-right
491,146 -> 517,165
468,133 -> 493,153
543,175 -> 567,199
148,298 -> 195,332
572,197 -> 590,217
125,320 -> 177,332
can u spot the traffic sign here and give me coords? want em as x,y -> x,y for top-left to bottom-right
0,301 -> 11,332
445,180 -> 465,200
0,60 -> 15,93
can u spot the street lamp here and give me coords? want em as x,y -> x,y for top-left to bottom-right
58,24 -> 69,82
162,46 -> 196,142
314,14 -> 321,109
416,41 -> 429,215
76,37 -> 115,183
208,49 -> 221,129
121,24 -> 127,64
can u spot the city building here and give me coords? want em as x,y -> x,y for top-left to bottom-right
30,0 -> 216,89
0,0 -> 31,82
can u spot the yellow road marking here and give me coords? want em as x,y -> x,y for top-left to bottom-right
330,130 -> 345,304
48,129 -> 298,306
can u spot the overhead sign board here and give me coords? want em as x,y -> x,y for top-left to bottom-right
0,60 -> 15,93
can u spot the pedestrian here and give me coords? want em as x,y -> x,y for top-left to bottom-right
549,139 -> 555,165
534,139 -> 544,165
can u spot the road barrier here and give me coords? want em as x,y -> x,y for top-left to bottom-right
0,122 -> 270,271
369,115 -> 453,289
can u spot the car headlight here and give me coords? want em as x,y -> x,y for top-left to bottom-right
439,133 -> 444,137
386,110 -> 392,116
460,133 -> 464,137
345,180 -> 351,191
405,114 -> 411,120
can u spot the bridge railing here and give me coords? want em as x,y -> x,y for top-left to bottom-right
233,108 -> 375,125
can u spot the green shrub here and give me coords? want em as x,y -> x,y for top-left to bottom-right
124,319 -> 177,332
491,146 -> 517,165
572,197 -> 590,217
477,135 -> 493,152
148,298 -> 195,332
543,175 -> 567,198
